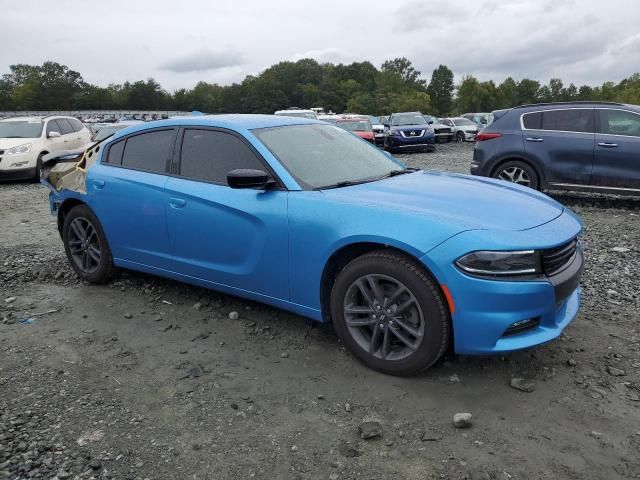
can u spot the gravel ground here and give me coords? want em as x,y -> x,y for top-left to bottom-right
1,142 -> 639,480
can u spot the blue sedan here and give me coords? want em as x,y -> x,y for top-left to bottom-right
43,115 -> 583,375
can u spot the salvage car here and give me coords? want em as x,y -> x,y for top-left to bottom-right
336,117 -> 376,143
440,117 -> 479,142
42,115 -> 583,375
423,115 -> 454,143
383,112 -> 436,152
0,115 -> 91,181
471,101 -> 640,193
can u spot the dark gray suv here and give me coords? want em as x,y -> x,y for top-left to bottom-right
470,102 -> 640,194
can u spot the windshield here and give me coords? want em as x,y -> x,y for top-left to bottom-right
92,125 -> 127,142
253,124 -> 403,189
337,120 -> 372,132
0,120 -> 44,138
366,115 -> 380,125
390,114 -> 425,126
275,111 -> 317,119
453,118 -> 476,126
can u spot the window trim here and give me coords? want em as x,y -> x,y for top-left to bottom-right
100,127 -> 178,176
520,107 -> 595,135
173,126 -> 286,190
595,108 -> 640,139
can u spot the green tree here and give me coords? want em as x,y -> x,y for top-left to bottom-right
426,65 -> 454,115
381,57 -> 426,88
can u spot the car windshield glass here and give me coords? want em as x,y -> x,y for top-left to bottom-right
366,116 -> 380,124
253,124 -> 403,189
391,115 -> 425,126
423,115 -> 436,124
337,120 -> 372,132
0,120 -> 44,138
454,118 -> 475,126
92,125 -> 126,142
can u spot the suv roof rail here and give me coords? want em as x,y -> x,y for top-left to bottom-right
513,101 -> 625,109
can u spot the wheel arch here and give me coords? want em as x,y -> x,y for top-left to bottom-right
489,155 -> 546,189
319,241 -> 450,325
57,198 -> 89,238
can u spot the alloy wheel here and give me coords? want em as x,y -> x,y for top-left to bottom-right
498,166 -> 530,186
68,217 -> 101,273
343,274 -> 425,361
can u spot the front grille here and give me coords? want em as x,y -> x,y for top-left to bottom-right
435,127 -> 452,134
0,150 -> 4,155
542,238 -> 578,275
400,130 -> 424,138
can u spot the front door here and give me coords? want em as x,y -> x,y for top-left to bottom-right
164,128 -> 289,300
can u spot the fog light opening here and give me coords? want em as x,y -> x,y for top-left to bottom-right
503,317 -> 540,336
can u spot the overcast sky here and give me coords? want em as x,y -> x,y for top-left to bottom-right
2,0 -> 639,91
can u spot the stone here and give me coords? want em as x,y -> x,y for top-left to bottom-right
228,311 -> 239,320
338,441 -> 361,458
607,366 -> 626,376
420,430 -> 442,441
358,421 -> 382,439
612,246 -> 630,253
567,358 -> 577,367
510,377 -> 536,393
453,413 -> 473,428
123,313 -> 133,319
4,297 -> 16,303
345,403 -> 352,412
192,302 -> 202,310
280,352 -> 289,358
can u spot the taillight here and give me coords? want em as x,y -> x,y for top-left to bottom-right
476,132 -> 502,142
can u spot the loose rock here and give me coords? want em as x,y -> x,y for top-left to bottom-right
453,413 -> 473,428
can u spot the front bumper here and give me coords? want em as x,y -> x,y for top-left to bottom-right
421,210 -> 583,355
0,166 -> 36,181
385,134 -> 436,150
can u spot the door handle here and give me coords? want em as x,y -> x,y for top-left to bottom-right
169,198 -> 186,209
525,137 -> 544,142
92,179 -> 105,189
597,142 -> 618,148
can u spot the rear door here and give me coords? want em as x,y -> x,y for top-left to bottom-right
592,108 -> 640,189
88,128 -> 176,269
521,108 -> 595,185
164,128 -> 289,300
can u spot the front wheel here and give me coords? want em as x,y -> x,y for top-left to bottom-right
493,160 -> 540,190
330,250 -> 450,376
33,153 -> 45,182
456,131 -> 465,142
62,204 -> 116,283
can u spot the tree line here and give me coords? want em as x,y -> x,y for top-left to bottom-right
1,59 -> 639,116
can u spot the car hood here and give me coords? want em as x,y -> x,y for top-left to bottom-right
390,123 -> 430,130
0,138 -> 38,149
322,171 -> 564,232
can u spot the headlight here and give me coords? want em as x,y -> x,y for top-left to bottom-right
455,250 -> 542,277
426,127 -> 434,133
5,143 -> 32,155
389,128 -> 400,135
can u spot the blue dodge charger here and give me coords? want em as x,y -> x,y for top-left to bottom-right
43,115 -> 583,375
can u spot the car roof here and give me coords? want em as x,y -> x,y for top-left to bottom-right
0,116 -> 45,122
109,114 -> 319,140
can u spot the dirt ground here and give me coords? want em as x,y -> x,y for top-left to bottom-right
1,142 -> 639,480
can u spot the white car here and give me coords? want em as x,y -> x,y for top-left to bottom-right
440,117 -> 479,142
274,109 -> 318,120
0,116 -> 91,181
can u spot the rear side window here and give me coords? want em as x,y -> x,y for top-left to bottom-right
105,139 -> 125,165
522,112 -> 542,129
541,109 -> 593,133
179,129 -> 266,184
597,109 -> 640,137
121,129 -> 175,174
55,119 -> 75,135
68,118 -> 84,132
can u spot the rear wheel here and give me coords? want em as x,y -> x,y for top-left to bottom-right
493,160 -> 540,190
330,250 -> 450,376
62,204 -> 115,283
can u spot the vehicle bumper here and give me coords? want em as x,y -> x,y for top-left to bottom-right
386,135 -> 436,150
420,210 -> 583,355
374,133 -> 385,145
435,133 -> 453,143
0,166 -> 36,181
464,131 -> 477,141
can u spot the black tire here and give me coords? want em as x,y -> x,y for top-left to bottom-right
456,131 -> 465,142
33,153 -> 45,182
62,204 -> 116,283
492,160 -> 540,190
330,250 -> 450,376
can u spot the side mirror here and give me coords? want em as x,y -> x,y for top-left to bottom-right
48,131 -> 61,138
227,169 -> 275,189
428,120 -> 434,125
481,119 -> 488,124
383,123 -> 390,128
